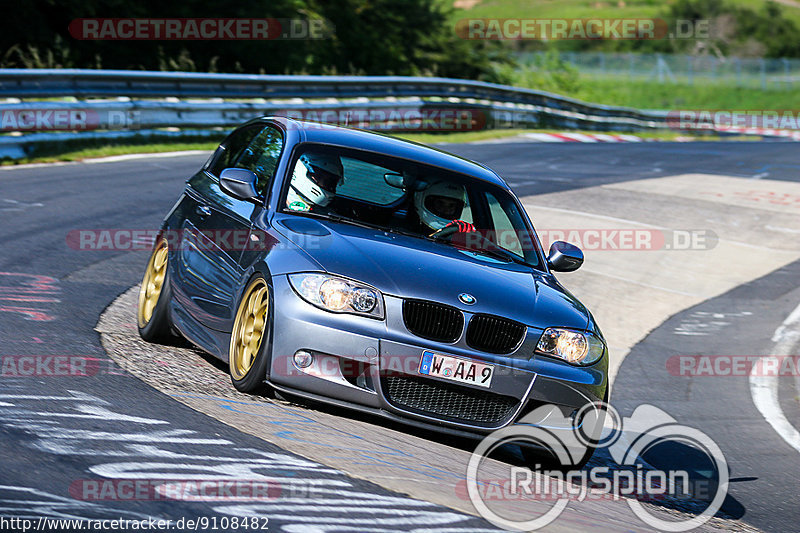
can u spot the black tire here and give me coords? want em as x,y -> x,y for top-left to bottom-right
229,275 -> 273,394
137,239 -> 181,344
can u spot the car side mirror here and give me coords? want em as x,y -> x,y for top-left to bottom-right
547,241 -> 584,272
220,168 -> 260,202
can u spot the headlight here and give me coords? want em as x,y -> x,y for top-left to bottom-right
288,273 -> 384,319
536,328 -> 605,365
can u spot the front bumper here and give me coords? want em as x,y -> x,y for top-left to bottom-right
267,275 -> 607,436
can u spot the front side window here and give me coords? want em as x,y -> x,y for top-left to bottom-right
208,124 -> 263,177
281,144 -> 540,268
235,126 -> 284,196
485,191 -> 525,259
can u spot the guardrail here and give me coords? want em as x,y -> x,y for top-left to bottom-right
0,98 -> 668,130
0,69 -> 658,116
0,68 -> 774,161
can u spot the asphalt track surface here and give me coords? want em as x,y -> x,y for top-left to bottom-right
0,141 -> 798,532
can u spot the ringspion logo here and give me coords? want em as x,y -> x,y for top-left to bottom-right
466,403 -> 729,531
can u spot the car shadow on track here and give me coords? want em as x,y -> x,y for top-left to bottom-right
251,373 -> 748,522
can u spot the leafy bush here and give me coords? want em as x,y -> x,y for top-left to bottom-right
498,50 -> 582,94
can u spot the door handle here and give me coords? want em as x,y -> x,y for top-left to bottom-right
195,205 -> 212,217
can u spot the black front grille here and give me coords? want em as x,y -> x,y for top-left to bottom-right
403,299 -> 464,343
382,373 -> 519,426
466,314 -> 527,354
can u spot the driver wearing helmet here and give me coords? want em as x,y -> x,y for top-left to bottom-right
414,181 -> 476,236
286,152 -> 344,212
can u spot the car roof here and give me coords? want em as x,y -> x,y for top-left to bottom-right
254,116 -> 509,189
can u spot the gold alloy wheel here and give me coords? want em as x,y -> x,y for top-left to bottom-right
229,278 -> 269,380
137,239 -> 168,328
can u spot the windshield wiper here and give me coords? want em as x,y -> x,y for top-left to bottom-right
381,227 -> 430,240
392,228 -> 534,268
443,229 -> 534,267
302,212 -> 381,231
466,245 -> 533,267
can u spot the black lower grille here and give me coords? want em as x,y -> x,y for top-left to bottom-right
403,299 -> 464,343
466,314 -> 527,354
382,374 -> 518,426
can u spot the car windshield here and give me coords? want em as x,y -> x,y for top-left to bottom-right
280,143 -> 541,267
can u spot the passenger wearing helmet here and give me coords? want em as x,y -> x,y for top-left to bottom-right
414,181 -> 476,236
286,152 -> 344,212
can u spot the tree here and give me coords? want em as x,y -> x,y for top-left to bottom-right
0,0 -> 511,80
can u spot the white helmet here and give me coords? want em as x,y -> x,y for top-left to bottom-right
288,152 -> 344,208
414,181 -> 467,231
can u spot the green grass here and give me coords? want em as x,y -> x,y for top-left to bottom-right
576,77 -> 799,109
448,0 -> 661,21
505,71 -> 800,109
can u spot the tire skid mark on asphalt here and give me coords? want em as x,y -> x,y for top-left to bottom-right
0,379 -> 500,531
0,198 -> 44,212
0,271 -> 60,322
0,485 -> 153,522
673,310 -> 755,337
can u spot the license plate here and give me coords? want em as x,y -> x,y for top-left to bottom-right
418,351 -> 493,388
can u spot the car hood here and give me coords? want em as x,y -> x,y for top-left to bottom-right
274,215 -> 589,330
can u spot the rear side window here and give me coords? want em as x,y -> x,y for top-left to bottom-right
235,126 -> 284,196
